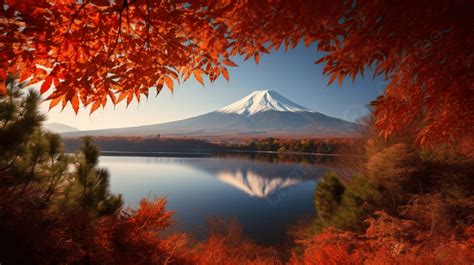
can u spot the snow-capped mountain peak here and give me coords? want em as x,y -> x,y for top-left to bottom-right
217,89 -> 314,116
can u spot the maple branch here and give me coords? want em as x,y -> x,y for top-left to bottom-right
54,0 -> 90,63
104,5 -> 125,65
90,1 -> 126,78
121,44 -> 146,86
132,0 -> 167,75
125,8 -> 144,41
132,0 -> 165,43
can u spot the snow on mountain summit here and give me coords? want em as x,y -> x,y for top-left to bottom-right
217,89 -> 314,116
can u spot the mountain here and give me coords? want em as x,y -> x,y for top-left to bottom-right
44,123 -> 79,133
61,89 -> 357,138
218,89 -> 314,115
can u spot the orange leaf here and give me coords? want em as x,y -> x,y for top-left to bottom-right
223,59 -> 238,67
126,92 -> 133,106
53,77 -> 60,88
315,56 -> 326,64
163,76 -> 174,91
90,101 -> 101,114
193,69 -> 204,86
221,68 -> 229,81
108,91 -> 117,105
49,96 -> 62,110
338,74 -> 345,86
41,76 -> 53,94
328,73 -> 338,86
20,70 -> 31,82
183,71 -> 191,82
71,95 -> 79,114
254,52 -> 260,64
117,92 -> 128,104
304,35 -> 312,47
156,83 -> 163,96
244,52 -> 253,61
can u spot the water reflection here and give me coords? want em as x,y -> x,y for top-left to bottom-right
217,170 -> 302,198
181,158 -> 325,198
100,154 -> 355,244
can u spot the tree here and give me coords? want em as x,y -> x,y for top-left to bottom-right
0,75 -> 45,165
294,213 -> 474,265
61,137 -> 123,216
0,77 -> 75,264
40,132 -> 70,207
192,218 -> 280,264
1,0 -> 472,148
313,173 -> 386,233
91,198 -> 192,265
314,173 -> 345,225
0,78 -> 44,197
367,143 -> 421,208
0,77 -> 191,264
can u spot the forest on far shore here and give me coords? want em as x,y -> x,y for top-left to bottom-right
61,136 -> 362,155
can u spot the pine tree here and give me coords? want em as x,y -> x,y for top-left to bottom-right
314,173 -> 345,226
61,137 -> 123,217
40,132 -> 70,207
0,75 -> 46,198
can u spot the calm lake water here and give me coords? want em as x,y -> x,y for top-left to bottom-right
100,154 -> 352,244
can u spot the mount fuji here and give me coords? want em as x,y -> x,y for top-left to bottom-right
61,90 -> 357,138
218,89 -> 315,115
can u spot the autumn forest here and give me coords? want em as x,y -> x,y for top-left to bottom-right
1,0 -> 473,264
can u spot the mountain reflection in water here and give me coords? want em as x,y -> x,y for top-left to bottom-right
101,154 -> 357,244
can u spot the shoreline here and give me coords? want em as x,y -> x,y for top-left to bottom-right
97,149 -> 364,158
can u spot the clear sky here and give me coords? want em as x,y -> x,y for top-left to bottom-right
41,43 -> 388,130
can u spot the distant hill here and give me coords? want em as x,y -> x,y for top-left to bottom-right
44,123 -> 79,133
61,90 -> 357,138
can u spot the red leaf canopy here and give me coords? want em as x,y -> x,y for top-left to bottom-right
1,0 -> 472,148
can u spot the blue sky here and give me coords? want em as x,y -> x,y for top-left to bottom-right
42,43 -> 388,130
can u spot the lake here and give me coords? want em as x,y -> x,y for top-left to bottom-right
100,154 -> 354,245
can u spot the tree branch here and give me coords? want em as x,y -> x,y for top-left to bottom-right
54,0 -> 90,63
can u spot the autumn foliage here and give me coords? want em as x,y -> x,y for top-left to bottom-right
192,219 -> 281,265
292,219 -> 474,265
1,0 -> 473,148
90,198 -> 191,265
